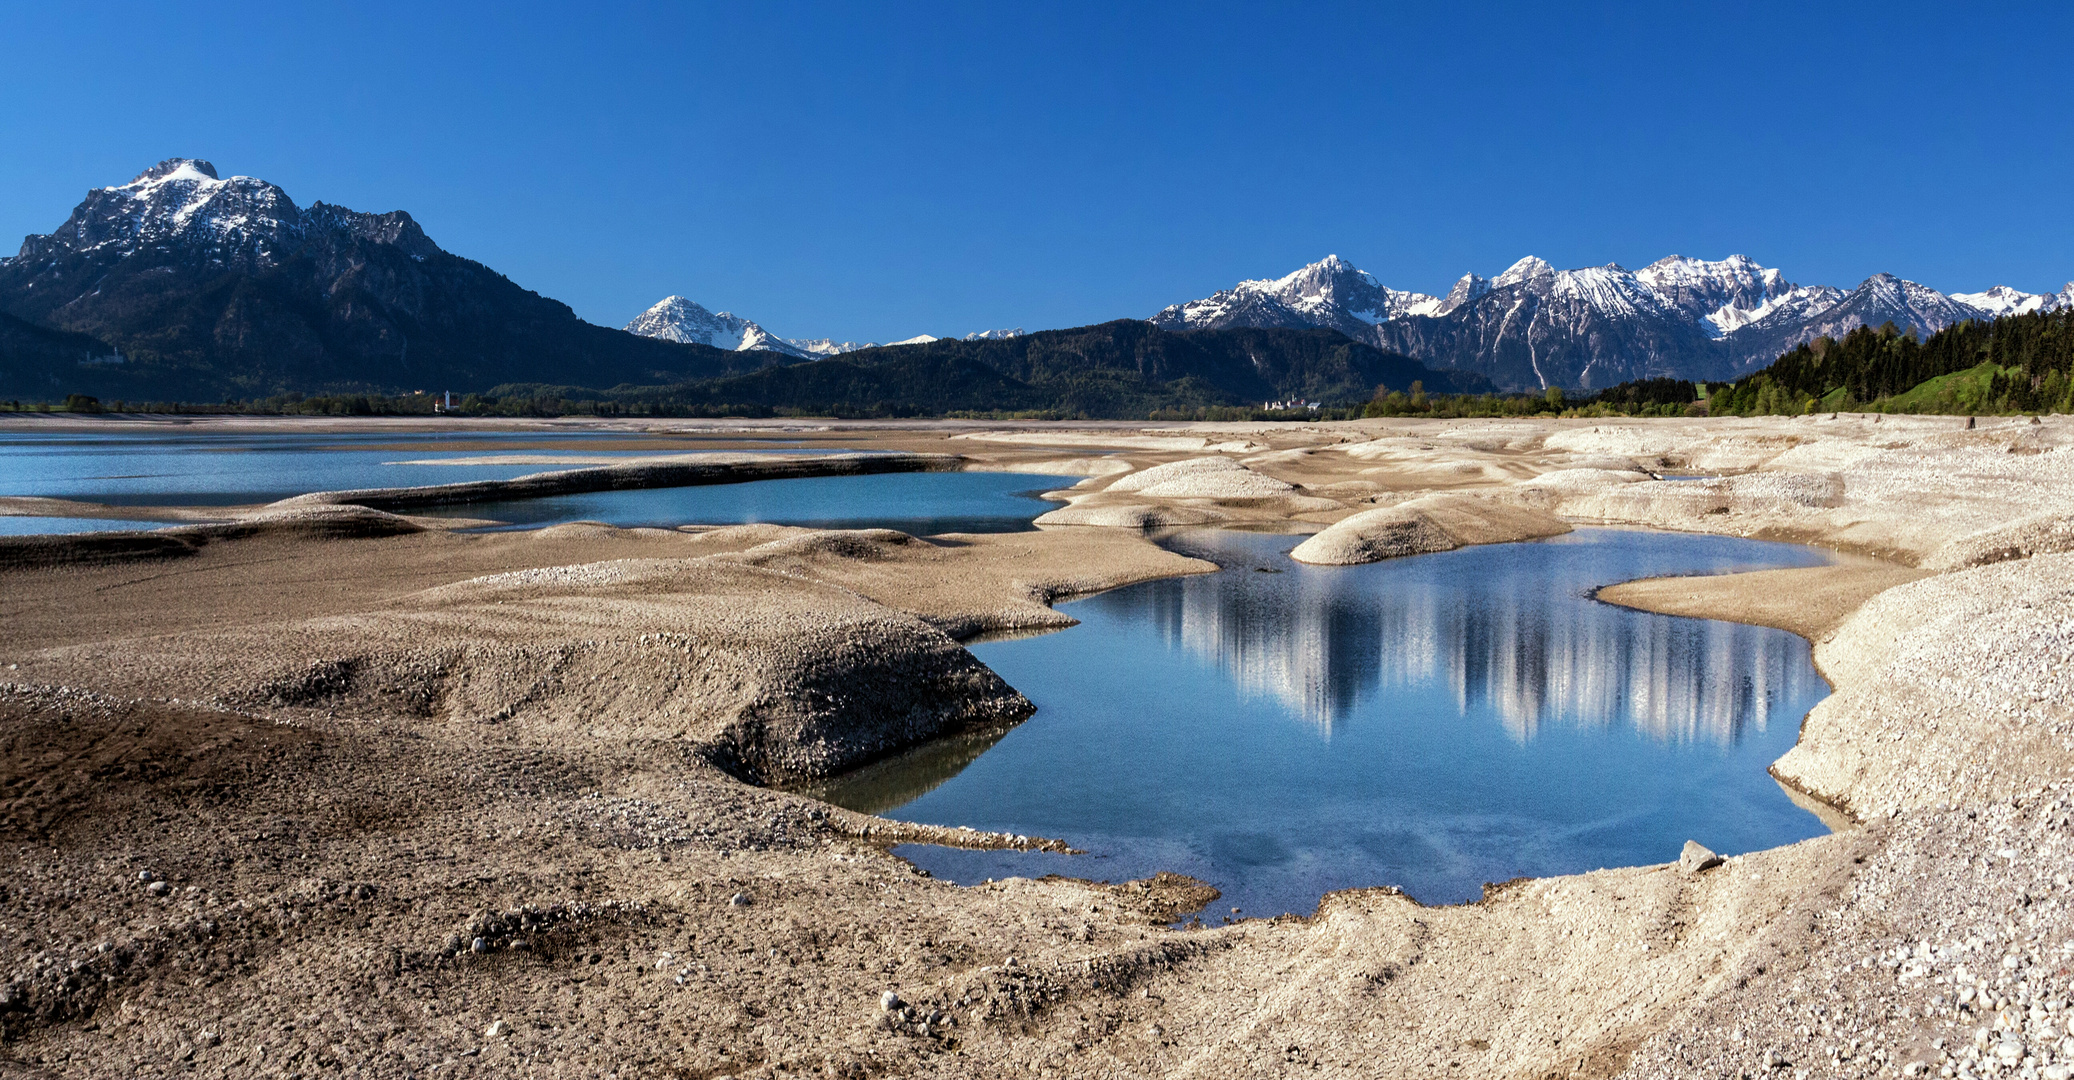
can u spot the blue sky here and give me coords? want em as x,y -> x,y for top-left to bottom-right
3,1 -> 2070,343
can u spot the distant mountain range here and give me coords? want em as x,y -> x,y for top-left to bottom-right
528,320 -> 1488,417
0,159 -> 759,401
1151,254 -> 2074,391
621,295 -> 1019,359
3,158 -> 2066,408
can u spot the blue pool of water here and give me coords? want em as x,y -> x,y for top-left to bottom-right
0,429 -> 1074,534
0,515 -> 174,535
420,471 -> 1076,534
0,429 -> 817,506
813,528 -> 1836,914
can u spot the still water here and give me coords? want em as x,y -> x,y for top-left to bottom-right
815,528 -> 1835,915
0,430 -> 1074,534
417,471 -> 1078,535
0,430 -> 808,505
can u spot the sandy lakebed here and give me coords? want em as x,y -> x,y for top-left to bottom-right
1,411 -> 2072,1079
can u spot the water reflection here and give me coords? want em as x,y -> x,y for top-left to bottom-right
818,528 -> 1837,913
1136,530 -> 1819,743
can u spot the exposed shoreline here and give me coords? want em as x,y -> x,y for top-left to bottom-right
3,413 -> 2071,1078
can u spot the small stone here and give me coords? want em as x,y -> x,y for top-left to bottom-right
485,1020 -> 510,1038
1679,840 -> 1724,874
147,880 -> 169,896
729,893 -> 751,907
470,937 -> 487,954
199,1031 -> 221,1047
879,990 -> 902,1012
137,871 -> 156,883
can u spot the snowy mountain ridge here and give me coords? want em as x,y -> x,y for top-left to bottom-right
624,297 -> 1021,358
9,157 -> 442,274
1152,253 -> 2071,391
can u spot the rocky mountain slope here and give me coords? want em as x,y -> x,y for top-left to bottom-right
0,160 -> 754,401
1155,254 -> 2073,392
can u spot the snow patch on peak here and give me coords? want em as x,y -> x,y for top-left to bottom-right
1949,284 -> 2071,317
786,338 -> 878,357
1703,284 -> 1843,338
1493,256 -> 1554,288
964,328 -> 1023,341
887,334 -> 942,346
1637,253 -> 1782,292
1434,272 -> 1490,315
117,159 -> 222,189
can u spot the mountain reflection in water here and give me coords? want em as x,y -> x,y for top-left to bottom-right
818,527 -> 1837,913
1141,530 -> 1817,744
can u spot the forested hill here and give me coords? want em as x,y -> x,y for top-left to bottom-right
1710,308 -> 2074,415
508,321 -> 1492,419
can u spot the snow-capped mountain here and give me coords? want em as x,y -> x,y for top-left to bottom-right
624,297 -> 812,359
0,158 -> 752,401
623,298 -> 1017,358
1949,283 -> 2074,317
1149,253 -> 2058,391
1378,260 -> 1711,391
1634,254 -> 1800,336
786,338 -> 877,357
9,158 -> 439,272
1149,254 -> 1444,341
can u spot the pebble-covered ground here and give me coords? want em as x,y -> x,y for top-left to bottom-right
1,413 -> 2071,1078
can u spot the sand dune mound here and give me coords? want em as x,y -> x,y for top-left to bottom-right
1291,493 -> 1569,565
25,558 -> 1029,785
1032,503 -> 1230,528
0,504 -> 424,570
1104,456 -> 1297,498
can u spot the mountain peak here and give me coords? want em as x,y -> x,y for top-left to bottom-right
1493,256 -> 1554,288
1435,272 -> 1490,315
1946,284 -> 2072,317
121,158 -> 221,188
624,295 -> 812,358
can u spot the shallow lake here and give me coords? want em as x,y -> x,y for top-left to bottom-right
417,471 -> 1078,535
0,430 -> 1074,534
814,528 -> 1837,915
0,430 -> 815,506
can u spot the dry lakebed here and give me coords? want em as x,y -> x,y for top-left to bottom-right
1,412 -> 2072,1079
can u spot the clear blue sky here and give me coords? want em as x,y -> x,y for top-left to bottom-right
3,1 -> 2070,343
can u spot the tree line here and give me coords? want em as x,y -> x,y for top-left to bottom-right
1709,308 -> 2074,416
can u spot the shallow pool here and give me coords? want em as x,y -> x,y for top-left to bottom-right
0,515 -> 175,535
417,471 -> 1078,535
0,429 -> 1075,535
814,528 -> 1836,914
0,429 -> 780,505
